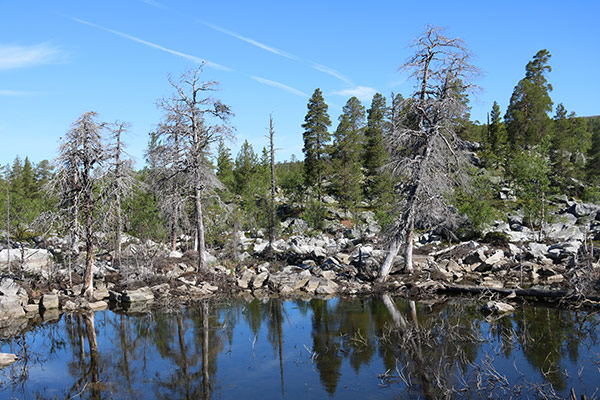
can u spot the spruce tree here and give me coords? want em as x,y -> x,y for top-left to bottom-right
215,139 -> 235,193
486,101 -> 507,167
505,49 -> 553,149
550,104 -> 590,184
585,119 -> 600,184
331,96 -> 365,214
363,93 -> 393,205
302,88 -> 331,200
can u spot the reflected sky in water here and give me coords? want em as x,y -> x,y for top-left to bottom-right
1,296 -> 599,399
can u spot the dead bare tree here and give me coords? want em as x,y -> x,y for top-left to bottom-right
267,114 -> 277,257
155,66 -> 233,271
377,26 -> 479,281
104,122 -> 137,266
52,111 -> 106,298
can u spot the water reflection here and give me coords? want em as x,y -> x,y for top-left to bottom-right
0,296 -> 599,399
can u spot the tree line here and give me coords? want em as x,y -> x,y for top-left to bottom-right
1,26 -> 600,291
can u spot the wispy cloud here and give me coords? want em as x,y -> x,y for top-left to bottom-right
0,89 -> 38,96
250,76 -> 308,98
333,86 -> 377,102
202,21 -> 355,85
138,0 -> 167,10
312,63 -> 353,86
0,43 -> 63,70
202,22 -> 297,60
71,17 -> 232,71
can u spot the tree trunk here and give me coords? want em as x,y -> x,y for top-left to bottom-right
404,220 -> 415,274
195,187 -> 206,271
82,205 -> 94,299
170,206 -> 178,252
376,237 -> 401,282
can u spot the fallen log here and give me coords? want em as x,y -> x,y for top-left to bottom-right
439,284 -> 600,303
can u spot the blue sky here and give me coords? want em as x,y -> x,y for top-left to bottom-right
1,0 -> 599,168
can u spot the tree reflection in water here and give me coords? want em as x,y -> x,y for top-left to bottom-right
0,296 -> 599,399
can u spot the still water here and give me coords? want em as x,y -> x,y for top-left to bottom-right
1,295 -> 599,399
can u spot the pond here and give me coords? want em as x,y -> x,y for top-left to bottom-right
1,295 -> 599,399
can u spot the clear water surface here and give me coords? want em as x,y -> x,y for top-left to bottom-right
0,295 -> 599,399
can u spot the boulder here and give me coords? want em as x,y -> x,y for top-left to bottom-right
0,248 -> 51,276
168,250 -> 183,258
567,203 -> 600,218
527,243 -> 548,260
252,272 -> 269,289
464,247 -> 488,265
237,269 -> 256,289
40,294 -> 59,310
110,287 -> 154,303
547,224 -> 584,242
0,353 -> 18,369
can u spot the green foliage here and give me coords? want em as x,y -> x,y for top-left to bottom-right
585,117 -> 600,184
123,170 -> 167,242
275,155 -> 304,203
363,93 -> 393,206
330,97 -> 365,214
550,104 -> 590,188
510,149 -> 552,230
0,157 -> 55,241
303,199 -> 326,231
453,171 -> 497,236
215,139 -> 235,194
302,88 -> 331,198
505,49 -> 553,149
231,141 -> 271,232
483,101 -> 508,168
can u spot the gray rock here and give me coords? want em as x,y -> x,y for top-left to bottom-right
111,287 -> 154,303
252,272 -> 269,289
527,243 -> 548,260
0,353 -> 18,368
547,224 -> 584,242
237,269 -> 256,289
481,301 -> 515,314
567,203 -> 600,218
40,294 -> 59,310
168,250 -> 183,258
464,247 -> 487,265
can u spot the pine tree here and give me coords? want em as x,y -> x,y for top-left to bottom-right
585,119 -> 600,184
505,49 -> 553,149
331,96 -> 365,214
550,104 -> 590,185
363,93 -> 393,205
215,139 -> 235,193
302,88 -> 331,200
485,101 -> 507,168
234,140 -> 258,197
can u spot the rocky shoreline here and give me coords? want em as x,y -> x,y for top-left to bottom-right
0,196 -> 598,350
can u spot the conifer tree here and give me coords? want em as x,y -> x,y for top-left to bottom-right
585,119 -> 600,184
505,49 -> 553,149
302,88 -> 331,200
331,96 -> 365,214
363,93 -> 393,206
487,101 -> 507,167
550,104 -> 590,184
216,139 -> 235,193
